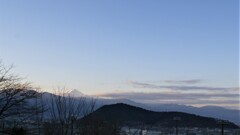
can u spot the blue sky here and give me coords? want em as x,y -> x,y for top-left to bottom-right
0,0 -> 239,108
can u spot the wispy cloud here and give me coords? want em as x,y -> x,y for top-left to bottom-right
99,92 -> 239,100
128,81 -> 238,91
98,92 -> 239,107
163,79 -> 202,84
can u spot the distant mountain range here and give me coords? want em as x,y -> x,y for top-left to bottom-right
83,103 -> 239,128
42,90 -> 240,125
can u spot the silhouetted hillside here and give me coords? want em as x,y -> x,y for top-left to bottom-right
83,103 -> 239,129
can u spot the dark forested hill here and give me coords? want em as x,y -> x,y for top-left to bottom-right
83,103 -> 239,129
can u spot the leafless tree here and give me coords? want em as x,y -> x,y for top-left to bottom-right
0,62 -> 44,134
43,87 -> 96,135
31,91 -> 47,135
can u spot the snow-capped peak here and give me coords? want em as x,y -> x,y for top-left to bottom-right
69,89 -> 84,97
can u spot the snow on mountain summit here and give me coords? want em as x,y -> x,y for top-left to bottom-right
69,89 -> 84,97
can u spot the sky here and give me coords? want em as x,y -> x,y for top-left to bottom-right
0,0 -> 239,109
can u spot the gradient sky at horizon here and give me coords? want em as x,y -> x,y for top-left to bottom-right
0,0 -> 239,108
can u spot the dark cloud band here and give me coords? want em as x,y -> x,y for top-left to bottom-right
163,79 -> 202,84
128,81 -> 238,91
99,92 -> 239,107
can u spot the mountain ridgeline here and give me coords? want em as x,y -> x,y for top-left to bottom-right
38,91 -> 240,125
83,103 -> 239,129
